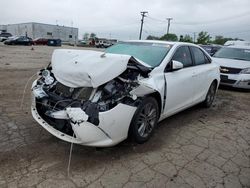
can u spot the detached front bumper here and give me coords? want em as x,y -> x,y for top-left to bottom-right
220,73 -> 250,89
31,93 -> 137,147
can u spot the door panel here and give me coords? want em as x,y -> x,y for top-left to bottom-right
190,65 -> 210,103
163,46 -> 195,116
190,47 -> 212,103
164,67 -> 195,116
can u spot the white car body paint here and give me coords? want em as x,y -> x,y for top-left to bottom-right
212,45 -> 250,89
32,95 -> 136,146
213,57 -> 250,69
52,49 -> 132,88
31,40 -> 220,147
224,40 -> 250,46
69,104 -> 136,146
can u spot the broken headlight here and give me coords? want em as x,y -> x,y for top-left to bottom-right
42,69 -> 54,85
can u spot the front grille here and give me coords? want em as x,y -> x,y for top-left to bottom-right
220,66 -> 242,74
220,75 -> 236,84
55,82 -> 73,97
36,99 -> 74,136
54,82 -> 93,100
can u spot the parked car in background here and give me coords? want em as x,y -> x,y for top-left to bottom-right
31,41 -> 220,147
0,32 -> 12,42
213,45 -> 250,89
47,39 -> 61,46
200,44 -> 221,56
95,40 -> 109,48
33,38 -> 48,45
224,40 -> 250,46
4,36 -> 33,45
79,40 -> 87,45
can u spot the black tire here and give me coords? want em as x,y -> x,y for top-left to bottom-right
203,81 -> 217,108
129,97 -> 159,144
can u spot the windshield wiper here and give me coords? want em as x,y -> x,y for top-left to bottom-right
231,57 -> 248,61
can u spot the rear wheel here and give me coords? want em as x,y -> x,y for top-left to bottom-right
129,97 -> 159,144
203,81 -> 217,108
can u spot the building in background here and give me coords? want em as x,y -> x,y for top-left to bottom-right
0,22 -> 78,43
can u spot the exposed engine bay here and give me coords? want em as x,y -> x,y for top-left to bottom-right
32,56 -> 153,137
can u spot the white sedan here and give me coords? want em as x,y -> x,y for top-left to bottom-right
31,41 -> 220,147
212,45 -> 250,89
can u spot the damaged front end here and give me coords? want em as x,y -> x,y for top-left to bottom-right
31,50 -> 155,146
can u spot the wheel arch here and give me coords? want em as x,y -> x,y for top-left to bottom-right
127,93 -> 161,143
212,79 -> 219,89
205,79 -> 218,99
146,91 -> 162,116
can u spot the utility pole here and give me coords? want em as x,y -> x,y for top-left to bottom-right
56,20 -> 59,39
139,11 -> 148,40
166,18 -> 173,35
193,32 -> 196,43
71,21 -> 75,45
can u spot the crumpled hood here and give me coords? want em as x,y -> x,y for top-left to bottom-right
51,49 -> 132,88
212,57 -> 250,69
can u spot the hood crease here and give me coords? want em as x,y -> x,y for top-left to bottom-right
51,49 -> 133,88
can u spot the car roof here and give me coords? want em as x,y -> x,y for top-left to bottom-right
0,32 -> 11,34
200,44 -> 221,47
224,40 -> 250,46
223,45 -> 250,50
122,40 -> 198,47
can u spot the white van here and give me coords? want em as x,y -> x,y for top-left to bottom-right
224,40 -> 250,46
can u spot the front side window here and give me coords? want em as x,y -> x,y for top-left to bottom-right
172,46 -> 192,67
191,47 -> 207,65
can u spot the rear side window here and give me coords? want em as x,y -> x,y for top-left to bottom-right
172,46 -> 193,67
191,47 -> 208,65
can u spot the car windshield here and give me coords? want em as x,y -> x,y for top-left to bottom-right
213,47 -> 250,61
10,36 -> 19,40
105,42 -> 172,67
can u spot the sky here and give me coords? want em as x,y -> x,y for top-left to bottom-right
1,0 -> 250,41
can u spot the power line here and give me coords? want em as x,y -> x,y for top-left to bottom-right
139,11 -> 148,40
208,29 -> 250,35
143,23 -> 165,35
173,11 -> 250,25
84,22 -> 138,30
146,16 -> 166,23
146,11 -> 250,26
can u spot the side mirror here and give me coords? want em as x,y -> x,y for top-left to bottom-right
172,60 -> 183,71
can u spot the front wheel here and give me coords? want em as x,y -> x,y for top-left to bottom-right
129,97 -> 159,144
203,81 -> 217,108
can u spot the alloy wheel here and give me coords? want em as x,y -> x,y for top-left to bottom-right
136,103 -> 157,138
